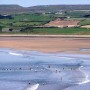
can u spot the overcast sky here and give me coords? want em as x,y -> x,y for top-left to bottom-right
0,0 -> 90,7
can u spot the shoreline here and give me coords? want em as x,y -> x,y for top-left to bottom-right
0,35 -> 90,53
0,34 -> 90,38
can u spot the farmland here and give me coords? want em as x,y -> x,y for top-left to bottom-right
0,5 -> 90,34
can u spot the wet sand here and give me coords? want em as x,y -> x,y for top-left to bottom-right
0,35 -> 90,53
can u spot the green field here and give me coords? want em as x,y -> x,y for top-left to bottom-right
27,28 -> 90,35
10,27 -> 90,35
0,13 -> 56,28
0,12 -> 90,35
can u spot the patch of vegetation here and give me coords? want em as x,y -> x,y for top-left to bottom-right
0,13 -> 56,28
20,27 -> 90,35
0,26 -> 3,32
13,13 -> 55,22
64,11 -> 90,18
79,18 -> 90,26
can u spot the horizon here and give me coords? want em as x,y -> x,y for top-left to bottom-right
0,0 -> 90,7
0,4 -> 90,7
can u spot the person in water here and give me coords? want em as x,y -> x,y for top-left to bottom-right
48,65 -> 51,68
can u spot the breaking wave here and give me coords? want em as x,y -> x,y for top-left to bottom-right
9,52 -> 23,56
78,72 -> 90,85
26,84 -> 39,90
77,67 -> 90,85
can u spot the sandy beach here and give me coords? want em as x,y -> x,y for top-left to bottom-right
0,35 -> 90,53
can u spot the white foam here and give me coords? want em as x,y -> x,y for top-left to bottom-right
26,84 -> 39,90
9,52 -> 23,56
78,79 -> 90,85
78,68 -> 90,85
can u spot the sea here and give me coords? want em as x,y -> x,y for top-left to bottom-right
0,48 -> 90,90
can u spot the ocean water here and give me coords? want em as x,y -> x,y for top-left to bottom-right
0,48 -> 90,90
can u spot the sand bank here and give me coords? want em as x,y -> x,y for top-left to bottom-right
0,35 -> 90,53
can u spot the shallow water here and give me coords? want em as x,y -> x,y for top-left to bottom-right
0,48 -> 90,90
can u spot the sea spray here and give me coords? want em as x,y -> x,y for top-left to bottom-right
26,84 -> 39,90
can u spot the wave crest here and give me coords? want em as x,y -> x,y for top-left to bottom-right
26,84 -> 39,90
9,52 -> 23,56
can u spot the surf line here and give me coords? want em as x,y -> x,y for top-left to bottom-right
9,52 -> 23,56
26,84 -> 39,90
77,66 -> 90,85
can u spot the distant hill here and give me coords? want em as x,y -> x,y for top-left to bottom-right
29,5 -> 90,13
0,4 -> 90,14
0,5 -> 30,14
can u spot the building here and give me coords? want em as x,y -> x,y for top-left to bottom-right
0,15 -> 13,19
2,27 -> 21,32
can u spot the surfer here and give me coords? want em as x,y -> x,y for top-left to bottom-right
30,67 -> 31,70
48,65 -> 51,68
56,70 -> 57,73
61,77 -> 62,80
19,68 -> 22,70
59,70 -> 61,73
28,82 -> 30,85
